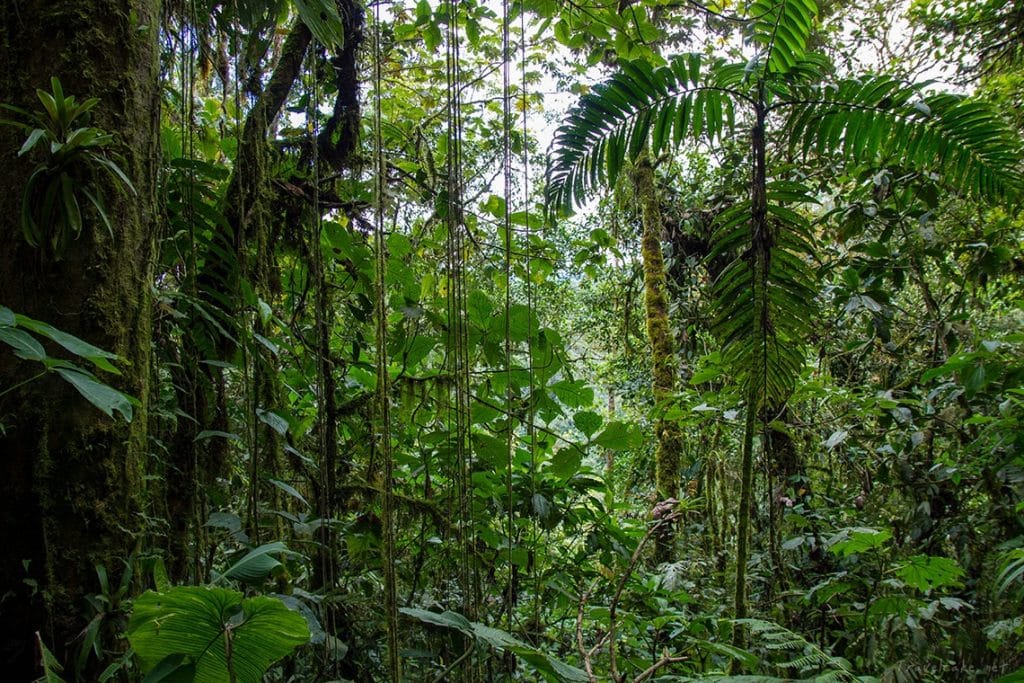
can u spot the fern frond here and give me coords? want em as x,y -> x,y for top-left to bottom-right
749,0 -> 820,74
546,55 -> 744,213
734,618 -> 858,681
710,181 -> 818,404
785,77 -> 1023,200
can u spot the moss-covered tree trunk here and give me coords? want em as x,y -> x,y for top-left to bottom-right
0,0 -> 159,675
632,155 -> 683,563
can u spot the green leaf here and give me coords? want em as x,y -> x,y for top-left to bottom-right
268,478 -> 310,509
141,654 -> 195,683
895,555 -> 965,592
36,633 -> 66,683
218,542 -> 295,584
194,430 -> 243,443
593,420 -> 643,450
15,315 -> 120,373
512,648 -> 590,682
292,0 -> 346,50
573,410 -> 603,438
0,306 -> 14,326
827,527 -> 891,556
256,409 -> 289,436
995,549 -> 1024,598
549,448 -> 582,480
127,586 -> 309,683
995,666 -> 1024,683
19,128 -> 47,156
53,367 -> 133,421
400,607 -> 473,633
549,379 -> 594,408
400,608 -> 588,681
0,326 -> 46,361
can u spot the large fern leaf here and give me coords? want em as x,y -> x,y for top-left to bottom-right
785,77 -> 1023,200
749,0 -> 819,74
709,181 -> 818,402
545,54 -> 745,213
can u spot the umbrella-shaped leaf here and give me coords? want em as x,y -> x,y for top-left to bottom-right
128,586 -> 309,683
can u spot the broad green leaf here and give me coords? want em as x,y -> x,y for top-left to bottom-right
827,527 -> 891,556
401,608 -> 588,681
995,667 -> 1024,683
573,410 -> 603,438
269,478 -> 310,509
218,542 -> 295,584
194,430 -> 243,443
53,367 -> 133,421
292,0 -> 346,49
206,512 -> 243,533
127,586 -> 309,683
512,648 -> 589,682
256,409 -> 289,436
593,421 -> 642,450
549,379 -> 594,408
400,607 -> 473,632
15,315 -> 120,373
0,306 -> 14,326
0,326 -> 46,361
141,654 -> 194,683
549,448 -> 582,480
896,555 -> 964,592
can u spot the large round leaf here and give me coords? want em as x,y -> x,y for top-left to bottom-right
128,586 -> 309,683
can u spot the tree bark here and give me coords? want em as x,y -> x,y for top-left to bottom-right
632,155 -> 684,564
0,0 -> 159,675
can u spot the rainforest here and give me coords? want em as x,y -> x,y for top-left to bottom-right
0,0 -> 1022,680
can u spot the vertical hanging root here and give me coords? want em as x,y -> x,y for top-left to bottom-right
371,4 -> 401,679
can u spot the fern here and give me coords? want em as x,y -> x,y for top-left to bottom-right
750,0 -> 819,74
785,78 -> 1023,199
708,180 -> 818,401
734,618 -> 859,681
546,54 -> 743,214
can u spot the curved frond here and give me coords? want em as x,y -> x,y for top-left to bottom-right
750,0 -> 819,74
786,77 -> 1023,200
545,55 -> 743,214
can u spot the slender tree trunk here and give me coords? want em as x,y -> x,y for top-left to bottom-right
0,0 -> 159,675
632,155 -> 684,563
733,103 -> 769,651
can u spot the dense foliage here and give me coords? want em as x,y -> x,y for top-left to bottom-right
0,0 -> 1022,681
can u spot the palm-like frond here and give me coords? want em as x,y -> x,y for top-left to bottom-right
710,181 -> 818,402
750,0 -> 819,74
545,54 -> 744,214
785,76 -> 1023,200
734,618 -> 858,681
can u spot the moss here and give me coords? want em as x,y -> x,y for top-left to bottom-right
0,0 -> 160,672
632,155 -> 684,563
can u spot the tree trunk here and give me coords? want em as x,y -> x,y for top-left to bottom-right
733,101 -> 769,652
632,155 -> 683,564
0,0 -> 159,675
